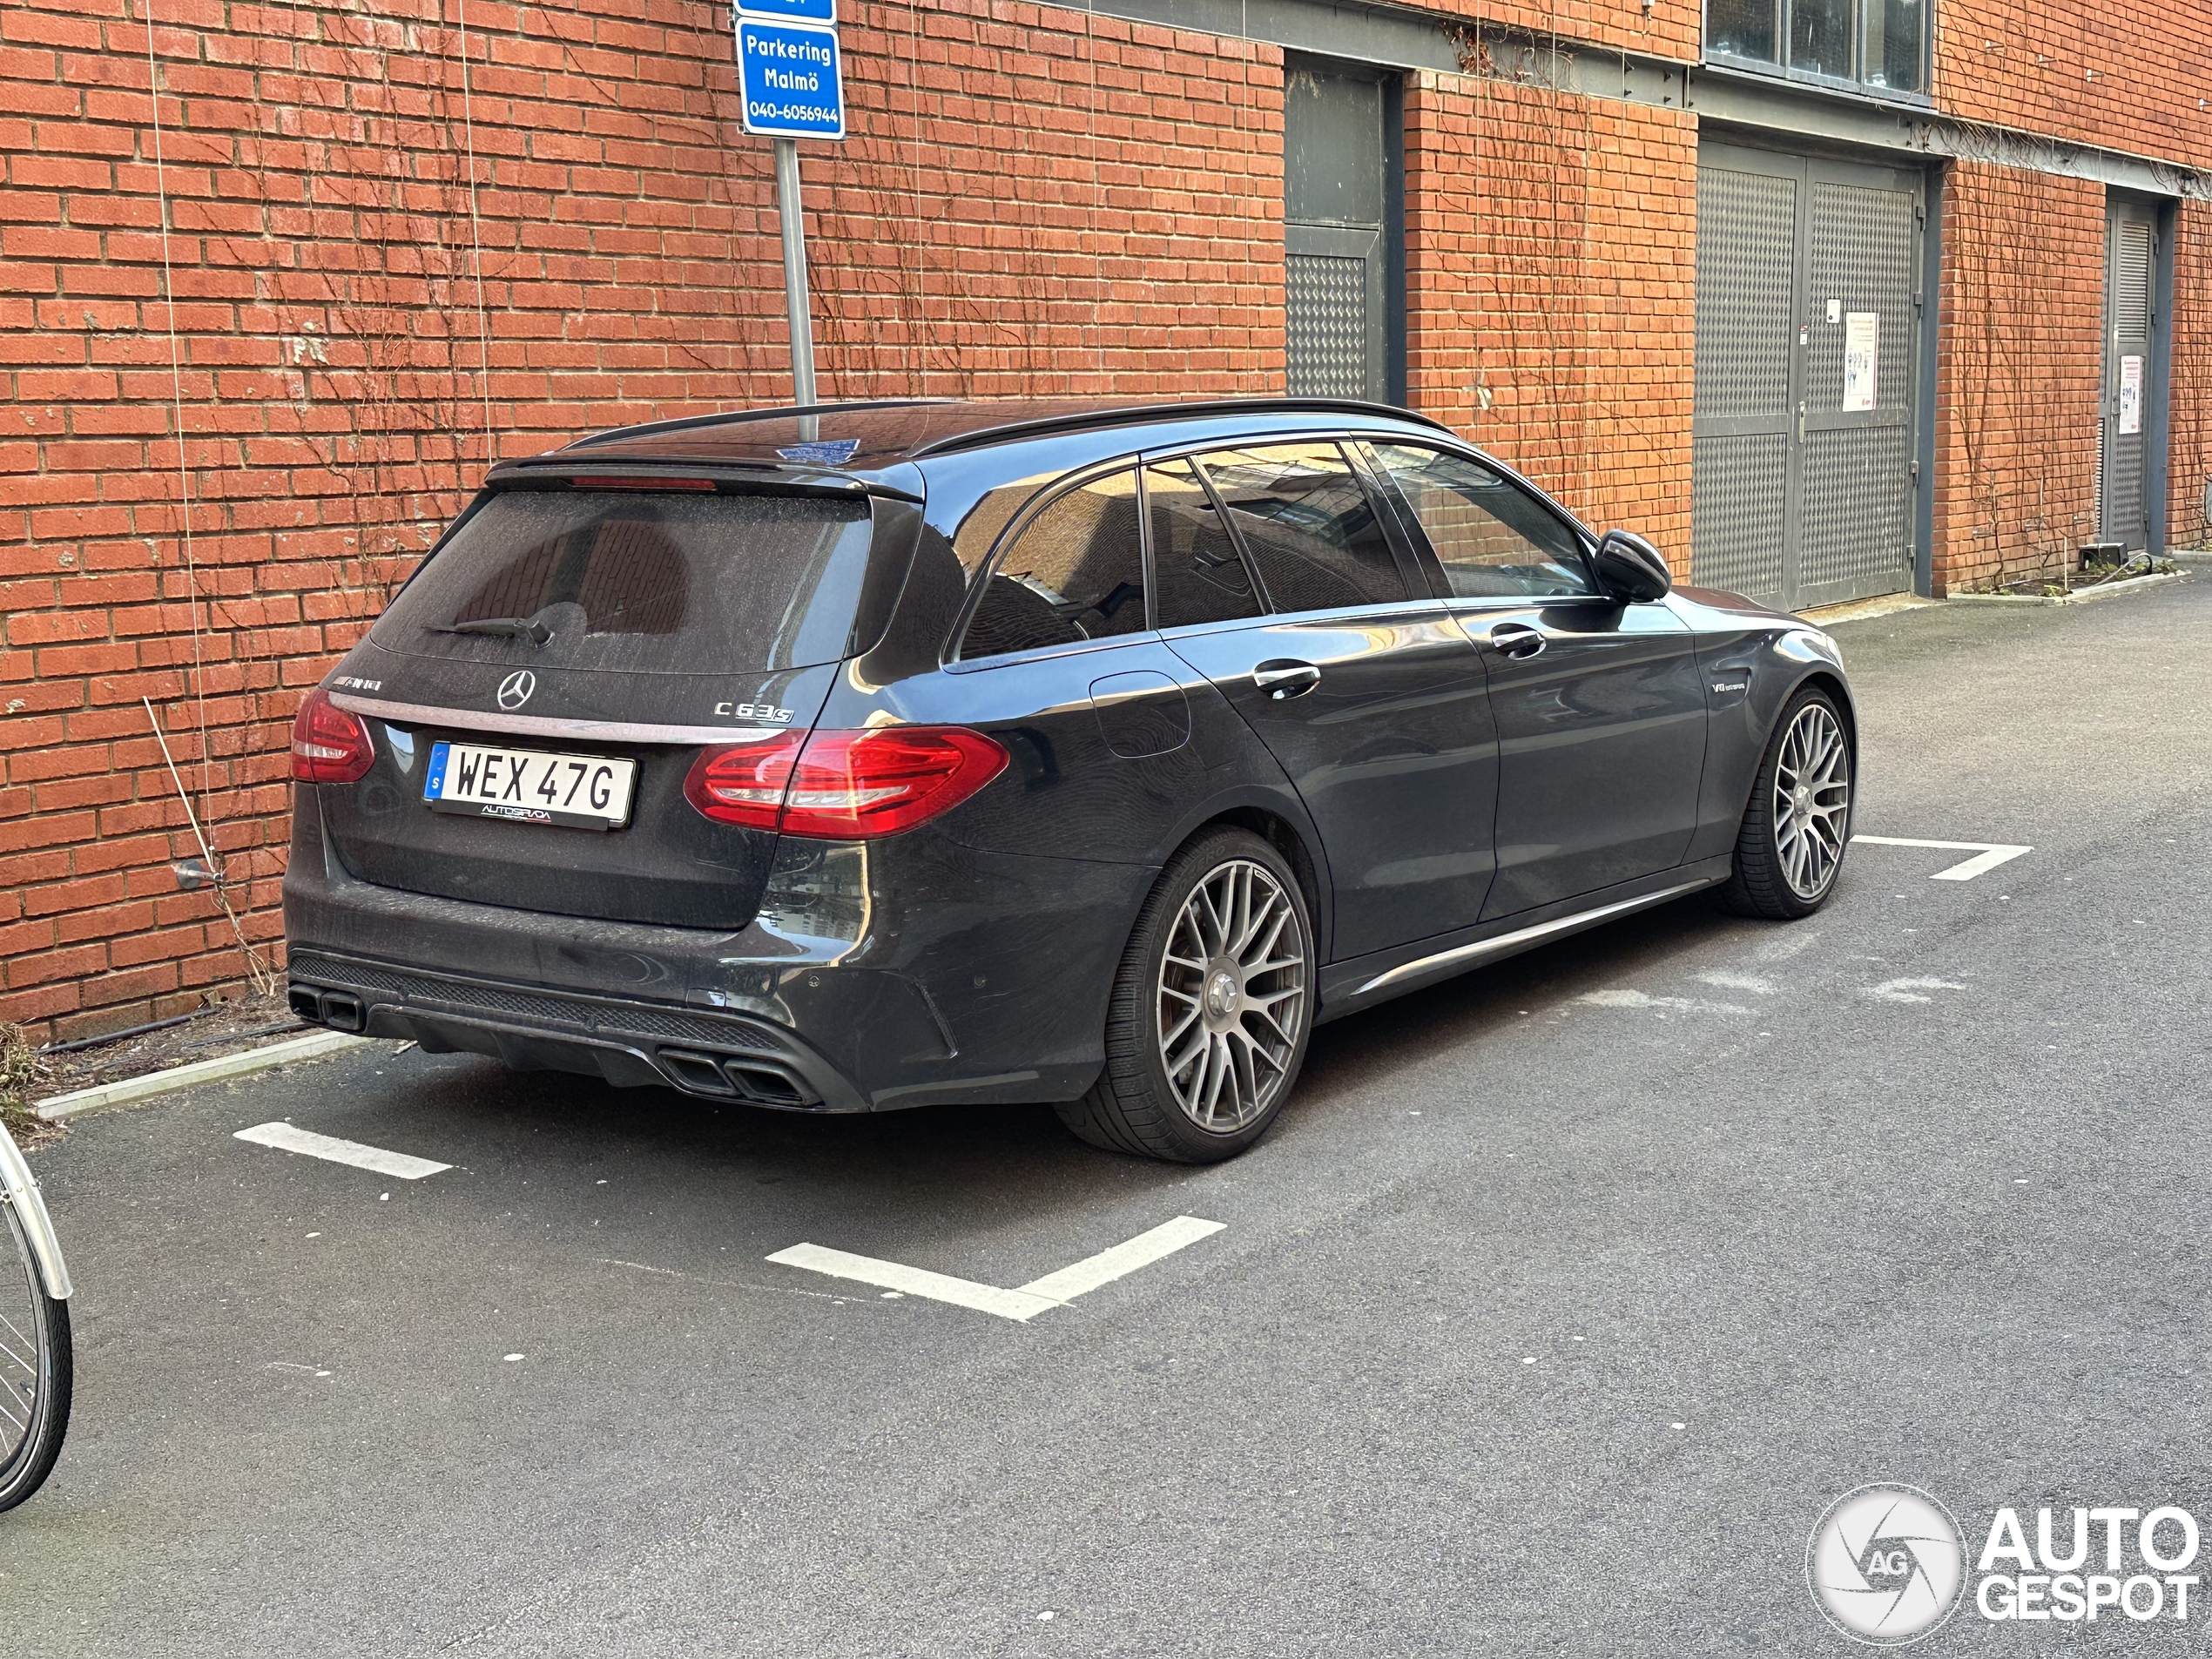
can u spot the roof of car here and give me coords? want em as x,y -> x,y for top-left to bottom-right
487,396 -> 1455,483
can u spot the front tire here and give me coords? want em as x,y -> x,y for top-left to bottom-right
0,1198 -> 71,1513
1719,686 -> 1853,920
1055,827 -> 1315,1163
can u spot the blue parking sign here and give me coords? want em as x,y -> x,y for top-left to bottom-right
737,20 -> 845,140
738,0 -> 833,21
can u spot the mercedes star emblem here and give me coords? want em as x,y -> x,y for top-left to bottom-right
496,670 -> 536,711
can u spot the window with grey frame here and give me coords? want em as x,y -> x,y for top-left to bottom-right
1705,0 -> 1925,95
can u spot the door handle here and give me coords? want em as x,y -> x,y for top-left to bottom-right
1481,622 -> 1546,660
1252,659 -> 1321,699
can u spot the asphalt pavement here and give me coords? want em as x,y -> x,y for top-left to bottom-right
5,579 -> 2210,1656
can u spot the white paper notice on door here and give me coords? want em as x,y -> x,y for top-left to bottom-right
1842,312 -> 1879,411
2120,354 -> 2144,435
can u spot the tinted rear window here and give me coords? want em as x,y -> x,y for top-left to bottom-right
373,490 -> 875,674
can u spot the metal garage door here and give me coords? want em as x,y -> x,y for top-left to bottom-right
1692,143 -> 1923,610
1284,64 -> 1401,402
2099,198 -> 2158,549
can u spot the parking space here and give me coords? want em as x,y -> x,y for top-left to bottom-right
8,580 -> 2211,1656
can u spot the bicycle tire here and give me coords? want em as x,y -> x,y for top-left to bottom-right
0,1197 -> 71,1513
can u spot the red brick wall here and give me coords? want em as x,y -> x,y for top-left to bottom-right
0,0 -> 1285,1041
1930,161 -> 2106,594
1934,0 -> 2212,165
1404,71 -> 1697,565
2168,199 -> 2212,549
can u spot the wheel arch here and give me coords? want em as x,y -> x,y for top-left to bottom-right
1786,668 -> 1860,778
1151,795 -> 1335,966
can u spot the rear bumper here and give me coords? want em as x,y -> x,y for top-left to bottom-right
282,789 -> 1140,1112
285,948 -> 865,1110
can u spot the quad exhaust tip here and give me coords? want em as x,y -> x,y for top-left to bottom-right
289,984 -> 366,1033
656,1049 -> 815,1108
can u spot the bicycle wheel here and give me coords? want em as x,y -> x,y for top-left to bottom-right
0,1194 -> 71,1512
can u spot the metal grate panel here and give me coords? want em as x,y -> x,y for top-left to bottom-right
2115,221 -> 2154,342
2107,421 -> 2146,543
1806,182 -> 1917,413
1796,427 -> 1913,599
1286,253 -> 1369,398
1694,167 -> 1797,419
1690,434 -> 1789,603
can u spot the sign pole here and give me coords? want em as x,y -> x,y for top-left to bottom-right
772,136 -> 817,409
736,0 -> 839,428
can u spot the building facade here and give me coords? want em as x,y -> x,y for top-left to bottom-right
1,0 -> 2207,1037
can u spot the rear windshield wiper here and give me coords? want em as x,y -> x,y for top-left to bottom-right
429,617 -> 552,644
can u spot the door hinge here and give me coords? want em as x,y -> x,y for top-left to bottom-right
1910,459 -> 1920,480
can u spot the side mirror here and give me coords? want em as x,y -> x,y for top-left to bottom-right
1591,529 -> 1673,603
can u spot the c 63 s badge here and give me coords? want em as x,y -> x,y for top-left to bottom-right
715,700 -> 794,723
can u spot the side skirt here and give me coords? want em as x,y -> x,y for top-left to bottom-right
1314,856 -> 1735,1022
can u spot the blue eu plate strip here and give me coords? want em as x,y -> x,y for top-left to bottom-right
424,741 -> 450,801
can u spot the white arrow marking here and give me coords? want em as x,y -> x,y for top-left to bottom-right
235,1121 -> 451,1180
1851,835 -> 2032,881
766,1215 -> 1225,1323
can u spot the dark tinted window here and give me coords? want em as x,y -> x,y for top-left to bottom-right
372,489 -> 873,672
959,469 -> 1146,661
1145,458 -> 1262,631
1196,442 -> 1410,611
1369,445 -> 1596,600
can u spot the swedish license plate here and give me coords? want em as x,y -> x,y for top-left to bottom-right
423,741 -> 637,831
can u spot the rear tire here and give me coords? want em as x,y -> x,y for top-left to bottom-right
1055,828 -> 1315,1163
1719,685 -> 1852,921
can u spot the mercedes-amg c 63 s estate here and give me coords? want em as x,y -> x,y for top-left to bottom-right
283,397 -> 1856,1162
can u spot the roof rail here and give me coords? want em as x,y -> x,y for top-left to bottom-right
906,397 -> 1452,458
562,397 -> 958,452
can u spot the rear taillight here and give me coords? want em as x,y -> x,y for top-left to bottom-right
683,731 -> 806,832
684,726 -> 1007,839
290,686 -> 376,784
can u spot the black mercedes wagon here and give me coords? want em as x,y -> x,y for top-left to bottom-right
283,397 -> 1856,1162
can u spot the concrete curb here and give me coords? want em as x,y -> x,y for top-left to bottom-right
1797,593 -> 1939,625
34,1029 -> 374,1122
1946,570 -> 2187,607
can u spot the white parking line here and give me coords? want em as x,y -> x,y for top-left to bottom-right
765,1244 -> 1059,1321
234,1122 -> 452,1180
767,1215 -> 1226,1323
1017,1216 -> 1227,1302
1852,835 -> 2032,880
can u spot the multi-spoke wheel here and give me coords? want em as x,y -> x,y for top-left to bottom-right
1720,686 -> 1854,920
1055,827 -> 1315,1162
1155,859 -> 1306,1134
0,1189 -> 71,1512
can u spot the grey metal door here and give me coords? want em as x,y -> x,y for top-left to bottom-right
1692,143 -> 1923,610
1285,65 -> 1399,402
2100,199 -> 2158,549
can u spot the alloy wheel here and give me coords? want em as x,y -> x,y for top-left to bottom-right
1155,859 -> 1307,1133
1772,702 -> 1851,900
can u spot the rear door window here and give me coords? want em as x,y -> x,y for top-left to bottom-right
1367,444 -> 1597,600
1144,457 -> 1264,631
958,469 -> 1147,661
1193,442 -> 1412,612
373,489 -> 875,672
